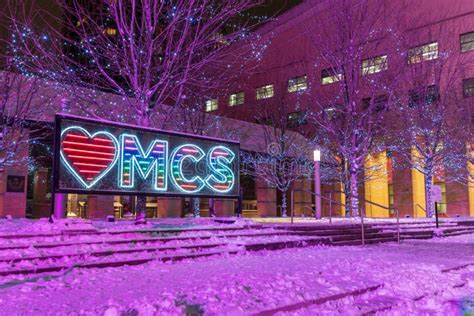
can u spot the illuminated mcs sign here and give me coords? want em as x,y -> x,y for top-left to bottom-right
53,115 -> 240,197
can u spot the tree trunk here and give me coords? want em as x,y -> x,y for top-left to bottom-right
135,113 -> 151,224
343,180 -> 351,217
135,195 -> 147,224
193,197 -> 200,218
424,173 -> 434,218
349,166 -> 359,217
208,198 -> 215,217
281,192 -> 288,217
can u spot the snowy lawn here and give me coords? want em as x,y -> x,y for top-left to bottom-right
0,233 -> 472,315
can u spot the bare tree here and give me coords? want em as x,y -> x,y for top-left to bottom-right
307,0 -> 403,216
241,79 -> 313,217
8,0 -> 266,222
0,66 -> 55,170
390,26 -> 472,217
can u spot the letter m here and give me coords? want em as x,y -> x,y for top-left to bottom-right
119,134 -> 168,191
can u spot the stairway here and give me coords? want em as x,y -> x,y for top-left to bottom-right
269,218 -> 474,246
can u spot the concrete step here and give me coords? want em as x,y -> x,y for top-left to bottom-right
272,224 -> 374,231
330,232 -> 396,242
244,237 -> 330,251
442,226 -> 474,234
0,224 -> 264,240
288,228 -> 382,237
456,220 -> 474,226
0,230 -> 288,251
443,230 -> 474,237
332,236 -> 398,246
0,248 -> 241,277
0,241 -> 229,264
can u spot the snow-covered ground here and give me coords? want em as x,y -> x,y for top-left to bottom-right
0,225 -> 472,315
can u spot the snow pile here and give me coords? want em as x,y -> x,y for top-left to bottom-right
0,232 -> 472,314
0,218 -> 96,235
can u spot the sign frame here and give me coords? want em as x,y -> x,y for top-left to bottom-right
52,114 -> 240,199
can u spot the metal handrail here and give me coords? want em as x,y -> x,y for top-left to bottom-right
290,188 -> 400,245
321,189 -> 400,244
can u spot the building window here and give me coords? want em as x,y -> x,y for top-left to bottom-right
256,84 -> 274,100
287,75 -> 307,92
362,95 -> 388,112
461,31 -> 474,53
104,27 -> 117,36
205,99 -> 218,112
463,78 -> 474,98
323,106 -> 337,119
321,68 -> 343,85
409,85 -> 439,107
229,91 -> 244,106
256,116 -> 273,125
408,42 -> 438,64
362,55 -> 388,75
287,111 -> 307,127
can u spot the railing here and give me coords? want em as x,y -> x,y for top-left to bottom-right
357,195 -> 400,245
290,189 -> 401,245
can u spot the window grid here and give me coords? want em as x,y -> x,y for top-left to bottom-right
205,99 -> 218,112
287,111 -> 307,127
409,85 -> 439,107
256,84 -> 274,100
408,42 -> 438,64
463,78 -> 474,98
288,75 -> 307,92
362,55 -> 388,75
321,68 -> 343,85
461,31 -> 474,53
229,91 -> 245,106
362,95 -> 388,112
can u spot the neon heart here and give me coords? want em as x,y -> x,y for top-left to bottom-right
60,126 -> 119,189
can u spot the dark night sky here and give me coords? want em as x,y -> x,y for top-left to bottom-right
259,0 -> 304,18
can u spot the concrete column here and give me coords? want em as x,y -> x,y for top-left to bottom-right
470,163 -> 474,217
364,152 -> 390,218
0,166 -> 28,218
32,168 -> 51,218
392,150 -> 426,218
445,181 -> 469,217
291,178 -> 312,217
87,195 -> 114,219
157,197 -> 183,217
54,193 -> 67,219
214,199 -> 234,217
256,177 -> 277,217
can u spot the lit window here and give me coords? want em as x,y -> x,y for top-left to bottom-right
205,99 -> 218,112
323,107 -> 337,119
362,55 -> 388,75
461,31 -> 474,52
104,27 -> 117,36
409,85 -> 439,107
211,32 -> 229,48
287,111 -> 307,127
321,68 -> 343,85
288,75 -> 307,92
76,18 -> 86,27
408,42 -> 438,64
229,91 -> 244,106
463,78 -> 474,98
256,84 -> 274,100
